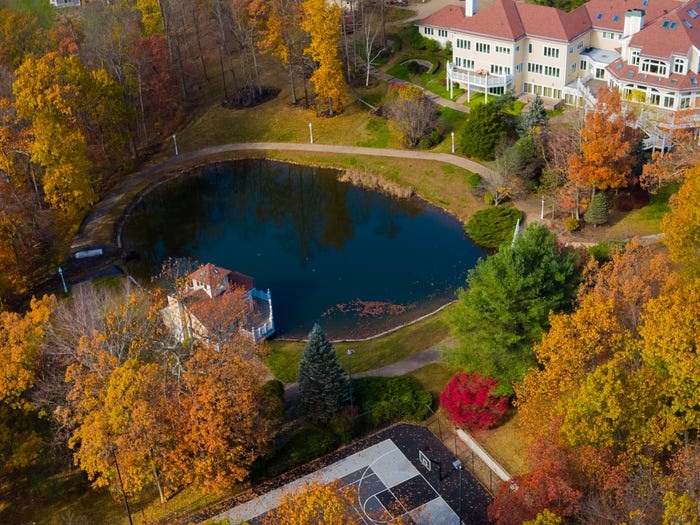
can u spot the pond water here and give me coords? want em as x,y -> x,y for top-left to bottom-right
122,159 -> 485,339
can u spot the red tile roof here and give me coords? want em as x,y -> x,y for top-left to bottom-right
189,263 -> 254,292
583,0 -> 683,30
419,0 -> 590,42
607,57 -> 700,90
630,1 -> 700,58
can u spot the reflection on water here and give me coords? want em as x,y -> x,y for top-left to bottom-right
122,159 -> 485,339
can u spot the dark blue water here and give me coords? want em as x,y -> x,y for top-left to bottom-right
122,159 -> 485,339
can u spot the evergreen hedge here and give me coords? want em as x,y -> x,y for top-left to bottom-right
465,206 -> 522,249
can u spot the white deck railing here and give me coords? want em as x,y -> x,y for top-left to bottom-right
447,62 -> 512,88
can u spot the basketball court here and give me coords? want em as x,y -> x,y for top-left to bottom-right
212,425 -> 491,525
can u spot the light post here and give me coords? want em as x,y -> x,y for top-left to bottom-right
308,122 -> 314,144
346,348 -> 354,418
540,195 -> 545,220
172,134 -> 179,156
58,267 -> 68,294
110,445 -> 134,525
451,131 -> 455,153
453,459 -> 463,525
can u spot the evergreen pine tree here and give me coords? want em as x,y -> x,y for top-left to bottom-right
297,324 -> 349,423
520,94 -> 548,134
584,192 -> 609,226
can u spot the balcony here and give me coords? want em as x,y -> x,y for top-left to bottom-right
447,62 -> 513,89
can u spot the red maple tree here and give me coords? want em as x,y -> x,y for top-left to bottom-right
439,372 -> 509,430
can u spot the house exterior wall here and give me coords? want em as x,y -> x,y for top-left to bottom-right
418,0 -> 700,130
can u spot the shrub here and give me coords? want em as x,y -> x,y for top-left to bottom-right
484,192 -> 495,206
418,137 -> 433,149
564,216 -> 580,232
468,173 -> 482,188
465,206 -> 522,249
354,376 -> 431,429
259,379 -> 285,420
613,189 -> 650,211
439,372 -> 509,430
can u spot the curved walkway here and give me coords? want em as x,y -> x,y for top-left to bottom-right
71,142 -> 495,253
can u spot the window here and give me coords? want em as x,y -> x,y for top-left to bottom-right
663,94 -> 675,108
580,60 -> 587,70
641,58 -> 668,76
527,62 -> 543,74
495,45 -> 511,54
516,45 -> 520,52
515,62 -> 523,72
595,67 -> 605,79
423,27 -> 434,36
544,46 -> 559,58
569,46 -> 574,54
490,64 -> 511,75
455,57 -> 475,70
528,43 -> 532,53
438,29 -> 448,37
602,31 -> 616,39
649,92 -> 660,105
476,42 -> 490,53
577,40 -> 584,49
674,57 -> 686,74
680,95 -> 691,109
456,38 -> 470,49
571,63 -> 577,72
544,65 -> 560,77
631,49 -> 640,66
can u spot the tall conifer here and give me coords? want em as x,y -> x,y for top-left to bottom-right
297,323 -> 348,423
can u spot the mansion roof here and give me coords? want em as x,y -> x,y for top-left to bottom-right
420,0 -> 695,47
420,0 -> 591,42
608,57 -> 700,89
629,3 -> 700,58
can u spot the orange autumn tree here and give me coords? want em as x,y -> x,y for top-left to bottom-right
567,86 -> 639,216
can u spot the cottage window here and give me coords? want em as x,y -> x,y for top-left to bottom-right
476,42 -> 490,53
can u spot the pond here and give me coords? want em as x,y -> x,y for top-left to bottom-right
121,159 -> 485,339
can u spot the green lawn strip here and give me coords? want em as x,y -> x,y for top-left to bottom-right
471,413 -> 529,476
407,362 -> 461,403
606,182 -> 679,236
266,306 -> 453,383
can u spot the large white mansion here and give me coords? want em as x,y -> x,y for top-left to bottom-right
418,0 -> 700,133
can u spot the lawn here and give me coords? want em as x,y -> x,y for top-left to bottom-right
607,182 -> 679,236
266,305 -> 454,383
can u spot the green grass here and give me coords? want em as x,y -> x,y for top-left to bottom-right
408,362 -> 461,403
266,306 -> 454,383
607,182 -> 679,236
547,106 -> 566,118
6,0 -> 55,27
472,412 -> 529,476
386,60 -> 465,101
356,117 -> 392,148
463,92 -> 486,108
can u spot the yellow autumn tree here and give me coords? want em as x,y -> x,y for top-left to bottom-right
301,0 -> 348,116
0,295 -> 55,470
263,480 -> 360,525
13,53 -> 96,226
661,163 -> 700,278
517,295 -> 631,445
